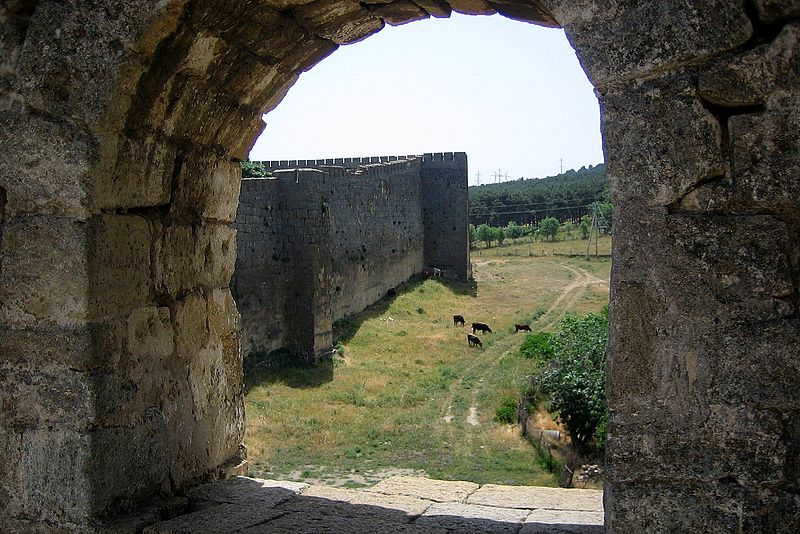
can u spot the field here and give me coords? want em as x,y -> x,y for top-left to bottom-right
244,235 -> 611,487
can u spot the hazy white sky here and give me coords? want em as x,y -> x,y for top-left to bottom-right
249,13 -> 603,186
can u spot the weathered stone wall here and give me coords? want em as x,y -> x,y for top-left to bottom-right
421,152 -> 471,281
233,155 -> 466,362
1,0 -> 798,531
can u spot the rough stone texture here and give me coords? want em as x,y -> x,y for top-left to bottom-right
1,0 -> 799,530
289,484 -> 434,518
468,484 -> 604,512
232,154 -> 469,361
542,0 -> 753,88
135,476 -> 604,533
369,475 -> 479,502
414,502 -> 530,533
521,509 -> 604,533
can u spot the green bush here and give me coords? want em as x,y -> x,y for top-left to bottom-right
519,332 -> 553,361
493,397 -> 518,424
241,160 -> 269,178
536,307 -> 609,453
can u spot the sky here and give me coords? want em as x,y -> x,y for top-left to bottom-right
249,13 -> 604,187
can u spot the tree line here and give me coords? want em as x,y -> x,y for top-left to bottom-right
469,207 -> 612,249
469,164 -> 608,227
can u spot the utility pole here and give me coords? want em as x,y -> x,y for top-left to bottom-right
585,203 -> 601,258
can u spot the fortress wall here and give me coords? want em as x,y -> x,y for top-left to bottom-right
231,178 -> 289,357
233,156 -> 446,363
323,160 -> 425,321
421,153 -> 471,281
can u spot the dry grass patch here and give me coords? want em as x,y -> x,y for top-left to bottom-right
245,245 -> 611,486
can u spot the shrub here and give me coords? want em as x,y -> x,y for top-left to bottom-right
519,332 -> 553,361
494,397 -> 518,424
536,307 -> 609,453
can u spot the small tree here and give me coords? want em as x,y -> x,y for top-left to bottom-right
539,217 -> 560,242
562,221 -> 575,239
598,202 -> 613,234
241,160 -> 268,178
506,221 -> 524,243
537,308 -> 608,454
579,215 -> 591,239
468,224 -> 478,249
477,223 -> 494,247
493,226 -> 506,245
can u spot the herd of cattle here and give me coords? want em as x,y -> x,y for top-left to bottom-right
452,315 -> 532,348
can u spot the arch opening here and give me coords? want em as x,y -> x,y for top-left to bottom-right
1,1 -> 798,531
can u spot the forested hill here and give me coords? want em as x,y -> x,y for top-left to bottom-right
468,164 -> 607,226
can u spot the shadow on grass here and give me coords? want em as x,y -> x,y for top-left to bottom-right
244,272 -> 479,392
332,274 -> 478,344
244,353 -> 334,393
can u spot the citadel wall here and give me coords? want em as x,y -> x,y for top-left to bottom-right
232,154 -> 468,362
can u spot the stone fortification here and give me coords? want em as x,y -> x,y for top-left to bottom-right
2,1 -> 799,531
232,154 -> 469,362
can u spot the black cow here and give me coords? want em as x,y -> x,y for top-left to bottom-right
515,324 -> 532,332
453,314 -> 465,326
467,334 -> 482,347
472,322 -> 492,334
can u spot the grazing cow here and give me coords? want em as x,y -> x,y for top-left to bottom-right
472,322 -> 492,334
515,324 -> 532,332
453,314 -> 465,326
467,334 -> 482,347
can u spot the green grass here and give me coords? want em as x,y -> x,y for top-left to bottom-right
244,243 -> 611,486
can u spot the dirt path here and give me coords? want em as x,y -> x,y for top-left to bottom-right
445,262 -> 608,429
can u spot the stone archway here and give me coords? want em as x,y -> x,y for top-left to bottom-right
1,0 -> 798,531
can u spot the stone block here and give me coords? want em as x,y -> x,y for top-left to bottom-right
544,0 -> 751,87
605,481 -> 770,533
90,214 -> 152,319
0,360 -> 94,429
0,323 -> 99,370
698,23 -> 800,107
154,222 -> 236,296
369,1 -> 429,25
446,0 -> 496,15
5,427 -> 93,527
88,413 -> 170,516
0,215 -> 89,327
292,0 -> 385,45
172,293 -> 209,363
601,76 -> 724,206
729,100 -> 800,213
186,476 -> 305,511
278,485 -> 433,521
0,108 -> 93,219
487,0 -> 558,25
752,0 -> 800,22
467,484 -> 603,512
605,406 -> 791,489
12,1 -> 181,128
171,150 -> 242,223
412,0 -> 452,18
414,502 -> 529,533
94,130 -> 175,210
521,509 -> 604,533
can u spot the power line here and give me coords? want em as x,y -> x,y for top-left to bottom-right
468,204 -> 594,217
469,199 -> 598,211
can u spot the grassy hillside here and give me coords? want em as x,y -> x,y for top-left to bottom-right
244,237 -> 611,487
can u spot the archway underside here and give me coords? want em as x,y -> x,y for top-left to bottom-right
0,0 -> 798,530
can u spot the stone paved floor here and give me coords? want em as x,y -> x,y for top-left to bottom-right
142,476 -> 604,533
